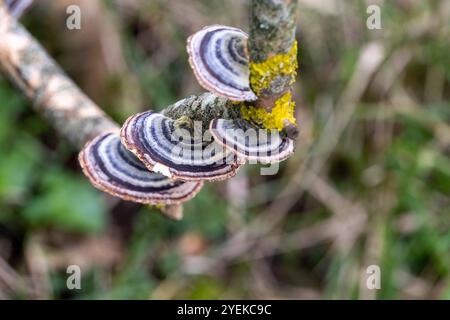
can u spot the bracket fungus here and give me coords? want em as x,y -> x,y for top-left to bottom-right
121,111 -> 241,181
79,132 -> 203,205
187,24 -> 298,164
210,118 -> 294,164
73,2 -> 299,219
187,25 -> 257,102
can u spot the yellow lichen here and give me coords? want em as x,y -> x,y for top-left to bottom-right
241,91 -> 297,131
249,41 -> 298,96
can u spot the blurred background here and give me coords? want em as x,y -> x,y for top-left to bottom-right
0,0 -> 449,299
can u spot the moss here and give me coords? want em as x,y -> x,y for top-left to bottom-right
241,91 -> 297,131
249,41 -> 298,96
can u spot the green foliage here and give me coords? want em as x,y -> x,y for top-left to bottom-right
22,170 -> 106,232
0,80 -> 107,233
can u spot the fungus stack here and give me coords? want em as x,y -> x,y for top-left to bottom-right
78,0 -> 299,219
186,23 -> 297,163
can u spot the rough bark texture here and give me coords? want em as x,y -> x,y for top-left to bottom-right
0,4 -> 118,148
248,0 -> 298,138
162,93 -> 238,132
249,0 -> 298,62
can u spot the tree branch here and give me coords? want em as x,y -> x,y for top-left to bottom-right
0,3 -> 189,219
248,0 -> 298,137
0,1 -> 298,219
0,3 -> 118,149
249,0 -> 297,63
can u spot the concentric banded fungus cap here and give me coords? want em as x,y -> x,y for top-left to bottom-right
210,118 -> 294,164
79,132 -> 203,205
187,25 -> 257,102
121,111 -> 241,181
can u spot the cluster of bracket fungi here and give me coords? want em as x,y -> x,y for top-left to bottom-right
79,24 -> 297,216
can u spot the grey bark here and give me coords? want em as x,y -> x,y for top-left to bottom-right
249,0 -> 298,62
0,4 -> 118,148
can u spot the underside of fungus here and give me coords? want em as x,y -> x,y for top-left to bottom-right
210,118 -> 294,164
79,132 -> 203,205
187,25 -> 257,102
121,111 -> 241,181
